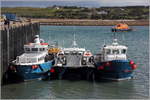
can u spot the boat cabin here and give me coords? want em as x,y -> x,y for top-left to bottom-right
63,48 -> 86,55
13,35 -> 49,65
101,39 -> 127,62
61,35 -> 86,55
24,35 -> 48,53
24,43 -> 48,53
114,23 -> 130,29
15,53 -> 47,65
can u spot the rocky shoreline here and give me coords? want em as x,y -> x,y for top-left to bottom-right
32,19 -> 149,26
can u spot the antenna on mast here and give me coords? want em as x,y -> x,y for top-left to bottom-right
72,34 -> 77,48
112,32 -> 118,45
104,39 -> 106,45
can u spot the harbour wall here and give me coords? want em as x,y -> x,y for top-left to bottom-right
32,19 -> 149,26
0,21 -> 40,82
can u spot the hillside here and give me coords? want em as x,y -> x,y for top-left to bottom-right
1,6 -> 149,20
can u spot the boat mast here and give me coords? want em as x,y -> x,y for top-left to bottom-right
112,32 -> 118,45
72,34 -> 78,48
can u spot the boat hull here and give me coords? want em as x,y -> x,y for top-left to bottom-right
95,60 -> 133,81
111,28 -> 132,32
9,61 -> 54,81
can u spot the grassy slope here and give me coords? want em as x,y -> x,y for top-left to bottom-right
1,6 -> 149,19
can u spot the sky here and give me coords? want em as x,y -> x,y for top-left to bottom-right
1,0 -> 149,6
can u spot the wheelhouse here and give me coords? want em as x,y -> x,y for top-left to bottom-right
13,35 -> 49,65
104,47 -> 127,55
101,39 -> 128,62
24,43 -> 48,53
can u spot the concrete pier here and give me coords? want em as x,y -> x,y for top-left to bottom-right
0,21 -> 40,82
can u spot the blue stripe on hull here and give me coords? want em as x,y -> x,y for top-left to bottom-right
112,28 -> 132,32
95,60 -> 133,80
15,61 -> 53,81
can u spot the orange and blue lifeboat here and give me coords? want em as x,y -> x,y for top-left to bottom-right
112,23 -> 132,32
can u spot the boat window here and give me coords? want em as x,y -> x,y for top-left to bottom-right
106,49 -> 111,54
17,57 -> 19,63
78,52 -> 82,55
121,49 -> 126,54
38,57 -> 44,61
65,53 -> 68,55
43,48 -> 46,51
39,48 -> 45,51
25,48 -> 30,52
112,49 -> 119,54
31,48 -> 38,51
59,54 -> 64,56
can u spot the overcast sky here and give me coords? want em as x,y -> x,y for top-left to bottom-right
1,0 -> 149,6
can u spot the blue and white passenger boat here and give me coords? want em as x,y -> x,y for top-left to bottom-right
10,35 -> 54,81
94,39 -> 137,81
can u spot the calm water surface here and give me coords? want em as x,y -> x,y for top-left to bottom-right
2,26 -> 149,99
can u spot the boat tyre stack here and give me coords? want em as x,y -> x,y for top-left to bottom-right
81,57 -> 87,65
89,56 -> 94,64
62,57 -> 67,65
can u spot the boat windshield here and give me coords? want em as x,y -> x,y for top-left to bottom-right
112,49 -> 119,54
31,48 -> 38,51
106,49 -> 111,54
25,48 -> 30,52
39,48 -> 45,51
121,49 -> 126,54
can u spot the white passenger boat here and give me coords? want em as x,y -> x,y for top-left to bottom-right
9,35 -> 54,81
